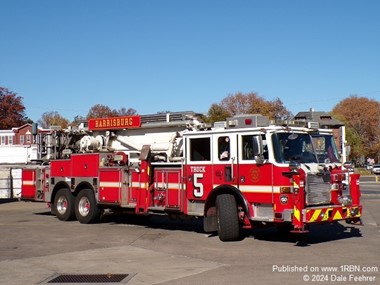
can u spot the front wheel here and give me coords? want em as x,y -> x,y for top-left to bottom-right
75,189 -> 101,224
216,194 -> 241,241
53,188 -> 75,221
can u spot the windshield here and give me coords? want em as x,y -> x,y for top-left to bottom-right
272,133 -> 318,163
311,134 -> 340,163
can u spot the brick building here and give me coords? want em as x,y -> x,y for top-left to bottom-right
0,124 -> 34,146
0,124 -> 53,164
0,123 -> 53,146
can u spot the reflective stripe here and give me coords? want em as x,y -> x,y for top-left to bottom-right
306,206 -> 362,223
131,182 -> 185,190
293,206 -> 301,222
333,210 -> 343,220
212,185 -> 282,193
239,185 -> 281,193
99,182 -> 121,188
310,209 -> 322,222
131,182 -> 139,188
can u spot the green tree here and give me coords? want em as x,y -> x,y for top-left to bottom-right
0,87 -> 28,128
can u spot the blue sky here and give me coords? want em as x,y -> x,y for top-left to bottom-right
1,0 -> 379,122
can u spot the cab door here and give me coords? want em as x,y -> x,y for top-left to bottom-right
212,134 -> 238,187
184,135 -> 214,214
236,133 -> 274,204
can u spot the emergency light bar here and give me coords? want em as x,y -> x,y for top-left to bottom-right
226,114 -> 271,128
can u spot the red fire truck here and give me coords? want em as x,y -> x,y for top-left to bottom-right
21,112 -> 362,241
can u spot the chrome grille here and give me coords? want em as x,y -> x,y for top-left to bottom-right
306,174 -> 331,205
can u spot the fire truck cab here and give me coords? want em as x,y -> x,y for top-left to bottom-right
21,112 -> 362,241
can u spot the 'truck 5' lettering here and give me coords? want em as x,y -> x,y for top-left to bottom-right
193,173 -> 204,198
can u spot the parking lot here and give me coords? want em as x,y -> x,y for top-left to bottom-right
0,189 -> 379,285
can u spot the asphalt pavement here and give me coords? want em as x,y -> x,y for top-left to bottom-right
0,182 -> 379,285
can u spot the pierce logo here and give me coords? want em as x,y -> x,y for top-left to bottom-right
280,195 -> 288,205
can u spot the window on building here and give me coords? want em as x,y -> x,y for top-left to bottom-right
20,135 -> 25,145
0,136 -> 4,145
8,136 -> 13,145
26,135 -> 31,144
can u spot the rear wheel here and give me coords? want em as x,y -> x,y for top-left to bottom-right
216,194 -> 241,241
75,189 -> 101,224
53,188 -> 75,221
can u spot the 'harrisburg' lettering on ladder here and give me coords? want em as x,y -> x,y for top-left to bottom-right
88,116 -> 141,130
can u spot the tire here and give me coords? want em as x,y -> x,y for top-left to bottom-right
75,189 -> 101,224
216,194 -> 240,241
53,188 -> 75,221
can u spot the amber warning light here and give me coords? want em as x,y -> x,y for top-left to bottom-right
88,116 -> 141,130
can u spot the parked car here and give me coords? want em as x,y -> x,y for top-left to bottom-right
371,164 -> 380,175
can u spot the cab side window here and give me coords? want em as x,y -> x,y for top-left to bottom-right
218,136 -> 230,161
242,135 -> 254,160
242,134 -> 268,160
190,137 -> 211,161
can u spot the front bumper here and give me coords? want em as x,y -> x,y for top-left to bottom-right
304,205 -> 362,224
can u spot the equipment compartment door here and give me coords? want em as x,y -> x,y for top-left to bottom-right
154,168 -> 182,210
21,167 -> 47,201
21,168 -> 37,199
99,168 -> 126,205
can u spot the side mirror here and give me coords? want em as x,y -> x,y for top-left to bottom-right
252,136 -> 264,165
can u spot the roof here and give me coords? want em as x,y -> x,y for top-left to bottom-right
12,123 -> 32,132
294,110 -> 343,127
2,123 -> 52,133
